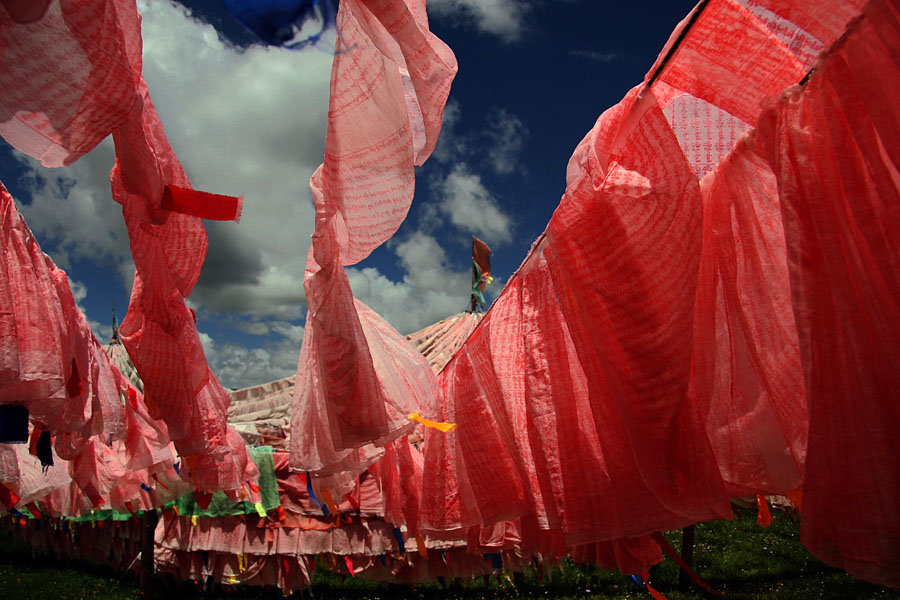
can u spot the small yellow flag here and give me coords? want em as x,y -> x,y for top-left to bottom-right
408,412 -> 457,433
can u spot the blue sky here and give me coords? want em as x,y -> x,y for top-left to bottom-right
0,0 -> 698,388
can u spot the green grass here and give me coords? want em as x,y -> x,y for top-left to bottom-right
0,509 -> 897,599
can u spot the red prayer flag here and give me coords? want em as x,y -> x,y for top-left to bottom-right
161,184 -> 243,222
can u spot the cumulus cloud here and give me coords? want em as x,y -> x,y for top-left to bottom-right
137,0 -> 331,317
427,0 -> 531,42
192,308 -> 304,388
348,232 -> 472,334
229,317 -> 305,342
15,143 -> 134,286
69,280 -> 87,307
420,102 -> 521,248
485,108 -> 528,175
429,164 -> 513,245
430,99 -> 467,164
270,320 -> 305,344
199,331 -> 302,390
433,101 -> 528,174
231,319 -> 272,336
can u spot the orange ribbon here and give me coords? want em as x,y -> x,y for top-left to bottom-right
408,412 -> 457,433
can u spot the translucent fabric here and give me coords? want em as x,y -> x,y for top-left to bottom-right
571,538 -> 663,578
110,81 -> 246,478
0,443 -> 70,509
366,435 -> 424,536
1,223 -> 239,508
648,0 -> 863,127
1,181 -> 210,516
0,183 -> 124,440
420,0 -> 895,583
3,0 -> 898,587
0,0 -> 142,166
405,311 -> 484,373
60,433 -> 127,506
753,0 -> 900,584
0,182 -> 73,417
692,137 -> 807,498
421,90 -> 736,545
0,0 -> 255,495
123,384 -> 175,474
290,0 -> 456,479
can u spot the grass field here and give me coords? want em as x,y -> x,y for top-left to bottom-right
0,508 -> 897,599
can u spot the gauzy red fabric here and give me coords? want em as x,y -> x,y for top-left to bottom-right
571,538 -> 663,577
0,0 -> 142,166
2,0 -> 899,587
0,0 -> 256,495
421,0 -> 898,584
290,0 -> 456,481
1,182 -> 187,517
0,183 -> 124,441
111,78 -> 255,492
421,90 -> 735,546
0,183 -> 77,419
367,435 -> 425,537
752,0 -> 900,585
692,136 -> 807,499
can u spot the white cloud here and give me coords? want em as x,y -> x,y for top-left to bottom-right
269,320 -> 305,344
486,108 -> 528,175
432,102 -> 527,175
431,99 -> 467,164
425,102 -> 522,251
200,329 -> 302,389
232,320 -> 272,336
229,317 -> 305,342
15,142 -> 134,285
427,0 -> 531,42
136,0 -> 332,318
430,164 -> 513,245
198,312 -> 305,388
69,279 -> 87,306
348,232 -> 472,334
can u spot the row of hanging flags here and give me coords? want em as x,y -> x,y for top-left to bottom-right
1,0 -> 899,592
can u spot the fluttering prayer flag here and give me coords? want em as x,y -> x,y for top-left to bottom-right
161,184 -> 243,222
471,236 -> 492,309
408,411 -> 456,433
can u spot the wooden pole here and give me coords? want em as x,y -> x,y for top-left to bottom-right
139,509 -> 158,600
678,525 -> 695,592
